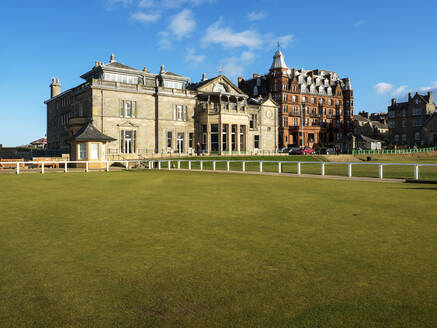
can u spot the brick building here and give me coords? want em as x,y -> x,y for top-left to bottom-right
238,50 -> 354,149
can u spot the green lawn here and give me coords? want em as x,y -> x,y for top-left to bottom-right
0,171 -> 436,327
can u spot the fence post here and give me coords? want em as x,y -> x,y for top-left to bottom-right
106,161 -> 110,172
227,161 -> 230,171
168,160 -> 171,170
16,162 -> 20,175
259,161 -> 263,173
158,161 -> 162,170
86,161 -> 89,173
213,161 -> 216,171
64,162 -> 68,173
126,161 -> 129,170
414,165 -> 419,180
278,162 -> 282,174
188,160 -> 191,170
348,163 -> 352,177
321,163 -> 325,176
378,164 -> 383,179
41,162 -> 45,174
200,161 -> 203,170
178,160 -> 181,169
297,162 -> 301,175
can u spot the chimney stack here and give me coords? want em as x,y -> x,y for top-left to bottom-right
238,77 -> 244,84
428,91 -> 433,103
109,53 -> 116,63
391,98 -> 396,106
253,73 -> 259,79
160,64 -> 165,74
50,77 -> 61,98
408,92 -> 412,101
201,72 -> 207,82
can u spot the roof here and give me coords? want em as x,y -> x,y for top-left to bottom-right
30,137 -> 47,145
270,50 -> 288,70
358,135 -> 383,143
104,61 -> 138,71
371,121 -> 388,129
354,115 -> 369,122
188,75 -> 246,95
69,122 -> 116,142
162,71 -> 184,77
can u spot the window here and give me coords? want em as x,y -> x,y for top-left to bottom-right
415,132 -> 421,141
283,105 -> 288,112
311,97 -> 315,104
302,96 -> 306,103
211,124 -> 219,152
402,134 -> 407,143
90,143 -> 99,160
231,125 -> 237,151
283,94 -> 288,101
254,135 -> 259,149
402,120 -> 406,128
394,134 -> 399,143
164,80 -> 183,89
222,125 -> 227,151
414,118 -> 423,127
240,126 -> 245,151
292,95 -> 297,102
177,105 -> 183,120
167,131 -> 173,149
189,133 -> 193,149
283,117 -> 288,127
293,118 -> 299,126
389,121 -> 395,128
120,130 -> 136,153
413,107 -> 422,116
402,109 -> 407,117
78,143 -> 87,159
250,114 -> 257,129
202,125 -> 207,151
120,100 -> 136,118
328,99 -> 332,105
177,132 -> 184,153
105,73 -> 138,84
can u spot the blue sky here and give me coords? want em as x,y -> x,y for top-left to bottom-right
1,0 -> 436,146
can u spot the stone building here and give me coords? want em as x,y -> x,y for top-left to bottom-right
354,111 -> 388,144
44,54 -> 278,158
388,92 -> 436,146
238,49 -> 354,149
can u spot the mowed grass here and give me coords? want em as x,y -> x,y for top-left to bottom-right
0,171 -> 436,327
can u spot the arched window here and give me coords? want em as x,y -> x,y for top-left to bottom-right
301,84 -> 306,93
253,86 -> 258,96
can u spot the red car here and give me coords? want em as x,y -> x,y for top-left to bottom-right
295,147 -> 314,155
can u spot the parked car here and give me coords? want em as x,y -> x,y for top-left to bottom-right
319,147 -> 336,155
278,147 -> 289,153
295,147 -> 314,155
287,147 -> 299,155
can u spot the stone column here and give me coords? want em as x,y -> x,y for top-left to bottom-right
219,123 -> 223,155
207,123 -> 211,154
227,124 -> 232,153
237,124 -> 241,154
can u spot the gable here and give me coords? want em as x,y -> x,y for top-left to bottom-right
197,75 -> 246,95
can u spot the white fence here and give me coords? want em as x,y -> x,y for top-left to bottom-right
2,159 -> 437,181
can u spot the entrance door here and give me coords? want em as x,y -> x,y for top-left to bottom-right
177,133 -> 184,153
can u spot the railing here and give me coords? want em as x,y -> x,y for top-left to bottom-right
353,147 -> 437,155
2,159 -> 435,181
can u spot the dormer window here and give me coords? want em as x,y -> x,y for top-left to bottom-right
164,80 -> 183,89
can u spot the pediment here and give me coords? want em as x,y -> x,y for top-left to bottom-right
117,121 -> 139,128
197,75 -> 246,96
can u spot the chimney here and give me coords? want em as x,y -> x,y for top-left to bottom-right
408,92 -> 412,101
238,77 -> 244,85
50,77 -> 61,98
253,73 -> 259,79
201,72 -> 207,82
160,64 -> 165,74
109,53 -> 116,63
391,98 -> 396,106
428,91 -> 433,103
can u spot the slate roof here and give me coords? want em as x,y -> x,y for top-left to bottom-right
105,61 -> 138,71
69,122 -> 116,142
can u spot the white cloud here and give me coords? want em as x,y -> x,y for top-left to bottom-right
158,31 -> 172,50
202,19 -> 263,49
104,0 -> 133,10
169,9 -> 196,39
420,81 -> 437,92
219,51 -> 256,80
202,19 -> 293,51
353,20 -> 365,27
247,11 -> 267,21
139,0 -> 213,9
130,11 -> 161,23
374,82 -> 393,95
185,48 -> 205,64
392,85 -> 408,96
